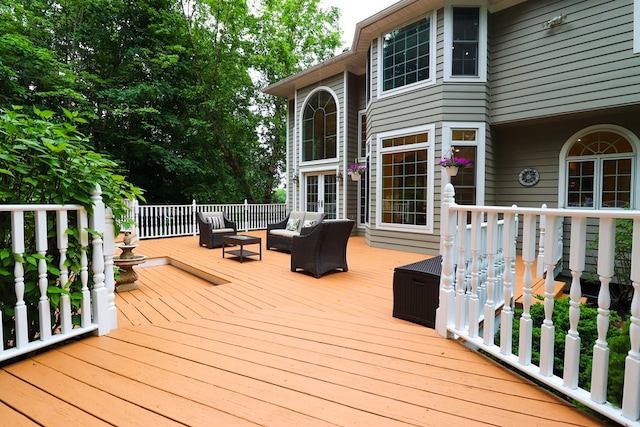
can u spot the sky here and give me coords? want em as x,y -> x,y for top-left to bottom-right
320,0 -> 399,48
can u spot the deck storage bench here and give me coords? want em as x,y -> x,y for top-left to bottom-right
392,256 -> 442,328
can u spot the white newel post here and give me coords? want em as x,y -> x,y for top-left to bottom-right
11,211 -> 28,349
89,185 -> 110,335
563,216 -> 586,389
436,183 -> 457,337
622,218 -> 640,420
35,210 -> 52,341
104,207 -> 118,330
591,217 -> 614,403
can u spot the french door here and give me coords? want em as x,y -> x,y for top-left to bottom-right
304,173 -> 337,219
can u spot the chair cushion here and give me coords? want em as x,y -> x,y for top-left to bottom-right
203,212 -> 225,229
303,212 -> 323,225
302,219 -> 318,228
270,229 -> 299,238
286,218 -> 300,231
211,228 -> 234,234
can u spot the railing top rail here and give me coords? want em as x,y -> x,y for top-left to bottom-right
0,204 -> 84,212
450,204 -> 640,219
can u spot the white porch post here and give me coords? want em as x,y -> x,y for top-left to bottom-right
436,183 -> 457,337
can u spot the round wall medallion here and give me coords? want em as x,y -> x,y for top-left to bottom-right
518,167 -> 540,187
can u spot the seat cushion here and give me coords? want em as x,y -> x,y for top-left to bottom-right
210,228 -> 234,234
270,229 -> 299,238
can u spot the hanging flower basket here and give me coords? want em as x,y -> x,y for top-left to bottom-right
346,163 -> 366,182
438,156 -> 472,177
445,166 -> 459,177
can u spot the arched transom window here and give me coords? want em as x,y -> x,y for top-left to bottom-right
565,130 -> 635,208
302,90 -> 337,161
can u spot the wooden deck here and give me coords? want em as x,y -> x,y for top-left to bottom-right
0,231 -> 603,426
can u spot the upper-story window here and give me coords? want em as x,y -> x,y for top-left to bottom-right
444,3 -> 487,82
452,7 -> 479,76
380,13 -> 435,95
560,126 -> 638,209
302,90 -> 337,161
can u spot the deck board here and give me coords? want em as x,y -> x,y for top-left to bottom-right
0,232 -> 603,426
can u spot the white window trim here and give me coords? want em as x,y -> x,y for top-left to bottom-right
376,124 -> 436,234
443,2 -> 488,83
441,122 -> 486,205
558,124 -> 640,209
358,109 -> 367,159
299,86 -> 340,166
635,0 -> 640,54
377,10 -> 437,99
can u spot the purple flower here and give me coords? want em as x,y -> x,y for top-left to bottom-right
438,157 -> 472,168
347,164 -> 366,175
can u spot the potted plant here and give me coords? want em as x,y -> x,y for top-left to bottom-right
438,156 -> 472,177
346,163 -> 366,181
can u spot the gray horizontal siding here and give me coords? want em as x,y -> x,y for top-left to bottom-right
490,0 -> 640,124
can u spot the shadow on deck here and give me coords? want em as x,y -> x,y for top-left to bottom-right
0,232 -> 602,426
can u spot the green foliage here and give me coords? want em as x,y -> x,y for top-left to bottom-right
0,106 -> 142,349
586,216 -> 634,309
272,188 -> 287,203
506,297 -> 628,406
0,0 -> 342,204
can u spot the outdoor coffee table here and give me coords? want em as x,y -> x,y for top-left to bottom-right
222,235 -> 262,262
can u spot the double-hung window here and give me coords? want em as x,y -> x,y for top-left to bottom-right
444,3 -> 487,82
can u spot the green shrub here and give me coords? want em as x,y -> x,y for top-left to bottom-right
504,297 -> 628,406
0,106 -> 143,348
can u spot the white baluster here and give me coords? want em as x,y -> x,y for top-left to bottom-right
436,183 -> 457,337
540,214 -> 559,377
11,211 -> 28,348
104,207 -> 117,330
563,216 -> 586,389
483,212 -> 498,346
622,218 -> 640,419
537,204 -> 547,279
500,212 -> 516,356
591,217 -> 614,403
518,214 -> 536,364
56,210 -> 72,334
35,210 -> 52,341
468,211 -> 482,338
78,212 -> 91,328
455,209 -> 468,331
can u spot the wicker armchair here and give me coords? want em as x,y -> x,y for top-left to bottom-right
290,219 -> 354,278
196,211 -> 237,249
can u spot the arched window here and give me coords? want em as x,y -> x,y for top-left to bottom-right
564,128 -> 636,209
302,90 -> 337,161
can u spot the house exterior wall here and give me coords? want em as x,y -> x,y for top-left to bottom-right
278,0 -> 640,257
490,0 -> 640,124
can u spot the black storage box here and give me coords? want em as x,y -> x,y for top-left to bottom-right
392,256 -> 442,328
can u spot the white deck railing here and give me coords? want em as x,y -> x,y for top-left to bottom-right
0,186 -> 116,363
124,200 -> 287,239
436,183 -> 640,426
